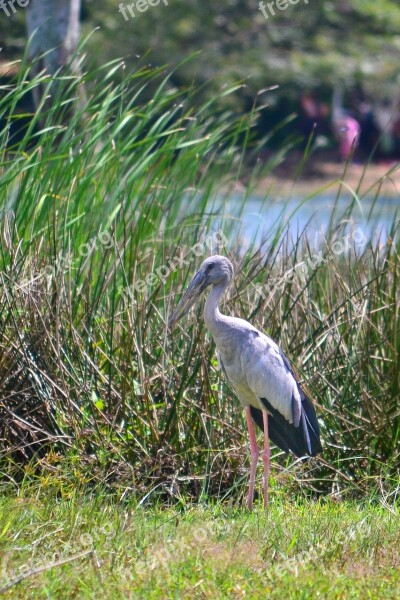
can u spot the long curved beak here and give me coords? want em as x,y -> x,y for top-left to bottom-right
168,270 -> 208,328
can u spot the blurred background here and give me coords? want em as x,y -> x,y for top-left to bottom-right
1,0 -> 400,168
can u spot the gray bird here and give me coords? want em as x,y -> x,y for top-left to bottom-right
169,255 -> 322,509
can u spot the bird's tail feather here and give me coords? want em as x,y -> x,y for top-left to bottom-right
300,392 -> 322,456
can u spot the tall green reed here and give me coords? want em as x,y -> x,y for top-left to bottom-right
0,59 -> 399,503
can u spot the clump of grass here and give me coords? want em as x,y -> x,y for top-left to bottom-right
0,58 -> 399,503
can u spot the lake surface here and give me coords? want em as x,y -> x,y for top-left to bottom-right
213,192 -> 399,251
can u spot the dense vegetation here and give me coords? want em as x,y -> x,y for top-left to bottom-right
0,64 -> 399,505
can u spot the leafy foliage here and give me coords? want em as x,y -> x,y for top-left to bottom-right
2,0 -> 400,116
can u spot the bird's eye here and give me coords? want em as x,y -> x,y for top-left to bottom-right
206,263 -> 215,272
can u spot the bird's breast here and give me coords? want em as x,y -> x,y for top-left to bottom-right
216,343 -> 261,410
213,324 -> 298,421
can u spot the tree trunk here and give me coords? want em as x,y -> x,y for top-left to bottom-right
26,0 -> 81,108
26,0 -> 81,74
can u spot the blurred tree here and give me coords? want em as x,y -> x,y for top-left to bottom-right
26,0 -> 81,107
81,0 -> 400,120
0,0 -> 398,135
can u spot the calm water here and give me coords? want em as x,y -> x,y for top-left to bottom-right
212,192 -> 399,251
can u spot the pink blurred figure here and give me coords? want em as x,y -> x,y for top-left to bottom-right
332,86 -> 361,161
335,115 -> 361,160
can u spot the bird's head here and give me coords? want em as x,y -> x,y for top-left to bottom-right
168,255 -> 233,327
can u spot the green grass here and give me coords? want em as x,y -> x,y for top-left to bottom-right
0,488 -> 399,598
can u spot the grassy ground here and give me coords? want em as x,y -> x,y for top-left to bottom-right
0,488 -> 399,599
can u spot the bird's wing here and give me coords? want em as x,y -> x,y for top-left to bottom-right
242,333 -> 321,457
275,348 -> 321,455
242,334 -> 302,424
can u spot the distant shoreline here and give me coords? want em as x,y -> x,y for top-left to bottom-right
249,153 -> 400,199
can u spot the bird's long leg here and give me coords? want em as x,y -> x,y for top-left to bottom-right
262,410 -> 270,509
245,406 -> 259,511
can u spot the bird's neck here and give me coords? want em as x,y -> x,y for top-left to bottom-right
204,281 -> 227,334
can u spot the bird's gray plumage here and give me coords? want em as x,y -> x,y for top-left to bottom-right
206,307 -> 321,457
169,255 -> 321,472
